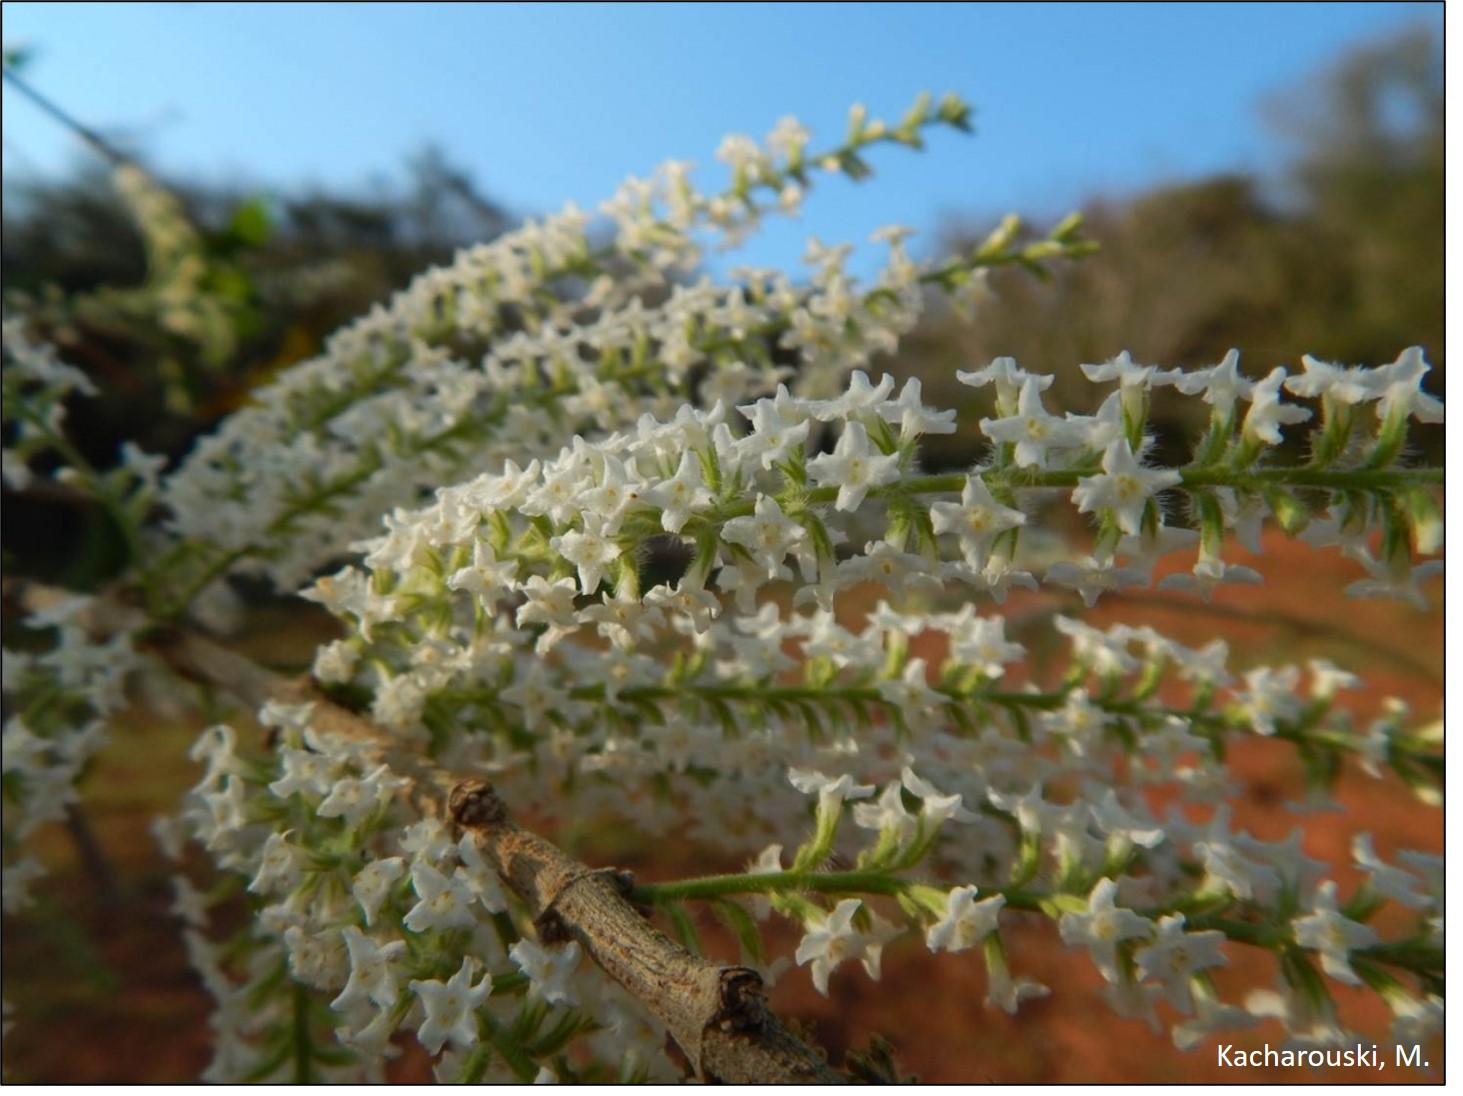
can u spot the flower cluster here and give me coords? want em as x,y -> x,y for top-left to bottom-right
0,92 -> 1442,1080
2,593 -> 140,913
160,701 -> 667,1082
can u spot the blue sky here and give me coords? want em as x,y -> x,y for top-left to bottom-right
1,2 -> 1444,277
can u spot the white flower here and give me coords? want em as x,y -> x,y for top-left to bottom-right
877,376 -> 957,437
736,392 -> 812,471
1173,979 -> 1260,1050
1343,551 -> 1444,610
794,899 -> 884,995
1350,834 -> 1429,909
318,764 -> 407,828
901,767 -> 977,827
929,476 -> 1026,569
1291,881 -> 1379,986
645,450 -> 713,533
400,817 -> 457,863
720,496 -> 805,578
1235,665 -> 1303,736
1,857 -> 47,914
1080,349 -> 1158,390
1045,555 -> 1149,607
1242,367 -> 1311,446
1057,878 -> 1152,983
983,947 -> 1050,1014
456,834 -> 509,914
1387,991 -> 1444,1047
1156,554 -> 1263,599
1071,439 -> 1181,536
852,781 -> 916,842
248,831 -> 305,896
446,540 -> 520,615
332,926 -> 408,1012
746,844 -> 785,920
873,659 -> 947,732
926,887 -> 1005,953
1171,349 -> 1252,416
809,370 -> 896,422
788,768 -> 876,814
352,857 -> 406,926
979,376 -> 1083,468
515,576 -> 582,652
551,513 -> 622,594
1132,914 -> 1227,1013
1284,355 -> 1375,403
956,356 -> 1052,413
1371,346 -> 1444,424
403,861 -> 477,934
1245,982 -> 1349,1049
805,421 -> 900,511
1,716 -> 50,777
410,957 -> 493,1054
509,938 -> 582,1006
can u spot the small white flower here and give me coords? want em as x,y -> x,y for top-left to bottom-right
1171,349 -> 1252,416
403,861 -> 477,934
788,768 -> 876,814
1291,881 -> 1379,986
809,370 -> 896,423
446,539 -> 520,615
736,392 -> 812,471
794,899 -> 886,995
249,831 -> 305,896
926,887 -> 1005,953
805,421 -> 900,511
956,356 -> 1052,414
510,938 -> 582,1006
1156,554 -> 1262,600
645,450 -> 713,533
984,947 -> 1050,1014
929,476 -> 1026,569
1235,665 -> 1304,736
979,376 -> 1083,468
1057,878 -> 1152,983
410,957 -> 492,1054
1343,551 -> 1444,610
332,926 -> 408,1012
720,496 -> 805,579
318,764 -> 407,828
1350,834 -> 1429,910
1242,367 -> 1311,446
852,781 -> 917,842
552,513 -> 622,594
1371,346 -> 1444,424
901,767 -> 977,827
456,834 -> 509,914
1132,914 -> 1227,1013
877,376 -> 957,437
1071,439 -> 1182,536
352,857 -> 406,926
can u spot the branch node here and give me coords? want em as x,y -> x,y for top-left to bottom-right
711,966 -> 768,1034
448,778 -> 507,829
534,908 -> 573,945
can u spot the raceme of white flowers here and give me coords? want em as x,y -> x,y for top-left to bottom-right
0,93 -> 1443,1081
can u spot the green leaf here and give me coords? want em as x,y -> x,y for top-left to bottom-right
664,902 -> 702,956
711,898 -> 766,964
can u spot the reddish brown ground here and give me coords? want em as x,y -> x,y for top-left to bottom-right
1,532 -> 1443,1083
